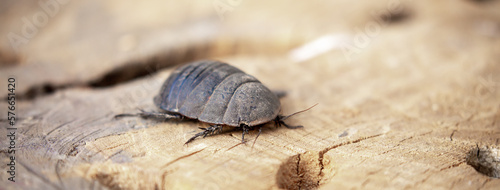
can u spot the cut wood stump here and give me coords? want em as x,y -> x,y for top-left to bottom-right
1,0 -> 500,189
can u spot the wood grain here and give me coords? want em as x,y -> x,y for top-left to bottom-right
1,0 -> 500,189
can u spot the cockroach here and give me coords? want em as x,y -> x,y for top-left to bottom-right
116,60 -> 314,144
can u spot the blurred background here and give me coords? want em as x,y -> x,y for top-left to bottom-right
2,0 -> 498,100
1,0 -> 500,189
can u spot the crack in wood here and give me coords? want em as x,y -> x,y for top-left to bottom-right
68,129 -> 103,157
161,169 -> 169,190
418,172 -> 433,185
226,142 -> 244,151
161,148 -> 206,169
319,133 -> 384,156
90,42 -> 214,88
296,153 -> 302,190
439,161 -> 465,171
22,123 -> 38,136
91,143 -> 132,159
106,149 -> 124,161
380,131 -> 432,155
449,130 -> 457,141
103,142 -> 130,151
45,119 -> 77,137
399,136 -> 414,143
58,133 -> 83,155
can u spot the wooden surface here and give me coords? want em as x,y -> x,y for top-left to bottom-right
1,0 -> 500,189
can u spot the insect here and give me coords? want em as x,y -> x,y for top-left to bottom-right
117,60 -> 312,144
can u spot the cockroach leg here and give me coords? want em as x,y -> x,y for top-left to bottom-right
185,125 -> 223,144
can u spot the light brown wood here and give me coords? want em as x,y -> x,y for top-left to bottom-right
1,0 -> 500,189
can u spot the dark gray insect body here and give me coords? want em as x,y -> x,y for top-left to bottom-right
117,60 -> 306,144
154,60 -> 280,127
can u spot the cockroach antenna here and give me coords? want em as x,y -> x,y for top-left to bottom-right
252,104 -> 318,148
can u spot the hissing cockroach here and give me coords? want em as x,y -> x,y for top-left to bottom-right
116,60 -> 313,144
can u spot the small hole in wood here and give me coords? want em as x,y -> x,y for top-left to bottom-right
466,145 -> 500,178
276,151 -> 335,190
